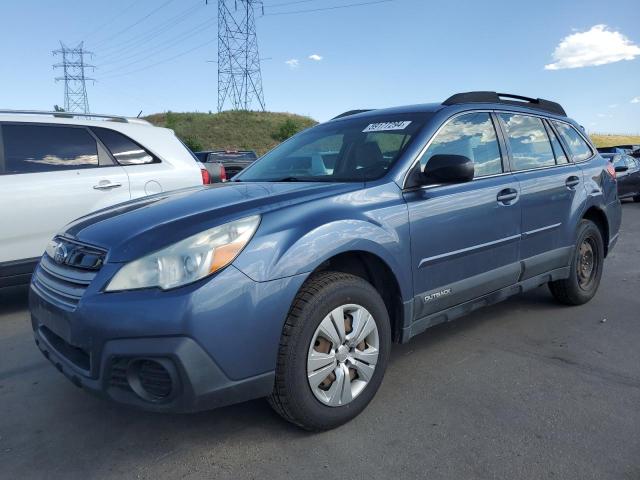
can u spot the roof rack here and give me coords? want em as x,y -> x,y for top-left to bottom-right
442,91 -> 566,116
0,109 -> 151,125
332,109 -> 373,120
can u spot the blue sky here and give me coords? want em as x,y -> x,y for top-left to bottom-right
1,0 -> 639,133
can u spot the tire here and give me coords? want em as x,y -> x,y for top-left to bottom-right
549,219 -> 604,305
633,195 -> 640,203
268,271 -> 391,431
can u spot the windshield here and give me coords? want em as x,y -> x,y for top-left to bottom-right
236,113 -> 431,182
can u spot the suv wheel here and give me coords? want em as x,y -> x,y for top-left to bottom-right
549,219 -> 604,305
268,271 -> 391,431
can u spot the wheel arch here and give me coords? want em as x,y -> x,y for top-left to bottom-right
582,206 -> 610,257
311,250 -> 406,343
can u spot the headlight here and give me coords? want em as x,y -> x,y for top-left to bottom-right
105,215 -> 260,291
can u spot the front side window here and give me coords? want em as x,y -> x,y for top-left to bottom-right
91,127 -> 157,166
237,113 -> 430,182
419,112 -> 503,177
553,121 -> 593,162
499,114 -> 555,171
2,124 -> 98,174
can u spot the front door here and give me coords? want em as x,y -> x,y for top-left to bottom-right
404,112 -> 522,324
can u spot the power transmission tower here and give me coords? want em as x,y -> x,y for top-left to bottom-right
217,0 -> 265,112
53,42 -> 95,113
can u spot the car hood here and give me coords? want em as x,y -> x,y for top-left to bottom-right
63,182 -> 363,263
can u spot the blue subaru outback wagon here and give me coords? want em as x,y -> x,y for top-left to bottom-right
30,92 -> 621,430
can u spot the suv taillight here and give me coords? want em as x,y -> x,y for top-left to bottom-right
606,163 -> 616,180
220,164 -> 228,182
201,168 -> 211,185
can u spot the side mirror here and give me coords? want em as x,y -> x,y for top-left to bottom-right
614,165 -> 629,173
420,154 -> 474,185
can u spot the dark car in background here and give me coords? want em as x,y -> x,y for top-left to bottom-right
598,145 -> 640,157
197,150 -> 258,179
602,153 -> 640,201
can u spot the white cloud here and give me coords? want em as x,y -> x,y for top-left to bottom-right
632,96 -> 640,104
596,113 -> 612,118
308,54 -> 323,61
608,104 -> 618,109
545,25 -> 640,70
285,58 -> 299,69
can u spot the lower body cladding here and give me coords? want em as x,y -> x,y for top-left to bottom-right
29,264 -> 307,413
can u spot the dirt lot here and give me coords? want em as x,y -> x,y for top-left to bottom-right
1,203 -> 639,480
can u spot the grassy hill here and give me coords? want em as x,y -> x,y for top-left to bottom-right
145,110 -> 317,155
589,134 -> 640,148
145,110 -> 639,154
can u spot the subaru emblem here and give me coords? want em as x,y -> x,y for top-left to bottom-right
53,243 -> 69,265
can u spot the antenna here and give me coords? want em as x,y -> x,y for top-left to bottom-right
53,41 -> 95,113
217,0 -> 265,112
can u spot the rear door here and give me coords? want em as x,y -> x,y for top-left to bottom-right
405,111 -> 522,322
0,123 -> 130,263
497,113 -> 583,279
626,156 -> 640,196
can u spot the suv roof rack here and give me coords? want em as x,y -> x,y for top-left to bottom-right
332,109 -> 373,120
442,91 -> 567,117
0,109 -> 151,125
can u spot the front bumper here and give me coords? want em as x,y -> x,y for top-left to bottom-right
30,263 -> 307,413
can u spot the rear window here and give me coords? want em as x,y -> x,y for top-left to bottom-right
553,122 -> 594,162
1,124 -> 98,174
91,127 -> 158,166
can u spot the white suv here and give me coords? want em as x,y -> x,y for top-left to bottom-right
0,111 -> 206,288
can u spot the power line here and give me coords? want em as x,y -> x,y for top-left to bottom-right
99,38 -> 216,80
83,0 -> 139,43
92,0 -> 176,49
263,0 -> 393,15
95,1 -> 202,59
98,17 -> 215,73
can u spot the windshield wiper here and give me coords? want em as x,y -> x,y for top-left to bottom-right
271,176 -> 303,182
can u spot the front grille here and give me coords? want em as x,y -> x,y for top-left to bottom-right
109,357 -> 130,390
32,240 -> 105,310
138,361 -> 173,399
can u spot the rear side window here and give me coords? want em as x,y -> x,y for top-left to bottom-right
2,124 -> 98,174
499,114 -> 555,171
420,112 -> 503,177
553,122 -> 593,162
546,123 -> 569,164
92,127 -> 158,165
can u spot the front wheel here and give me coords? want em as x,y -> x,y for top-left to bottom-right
268,271 -> 391,431
549,219 -> 604,305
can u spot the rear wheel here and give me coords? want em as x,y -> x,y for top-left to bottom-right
549,219 -> 604,305
268,271 -> 391,431
633,195 -> 640,203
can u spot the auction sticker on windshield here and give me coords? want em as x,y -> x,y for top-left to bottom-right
362,121 -> 412,132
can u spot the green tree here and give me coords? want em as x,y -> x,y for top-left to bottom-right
182,135 -> 203,152
272,119 -> 301,142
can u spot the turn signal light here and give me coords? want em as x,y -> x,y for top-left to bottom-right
220,164 -> 228,182
605,163 -> 616,180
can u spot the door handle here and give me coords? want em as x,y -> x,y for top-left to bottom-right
93,181 -> 122,190
497,188 -> 518,205
565,176 -> 580,189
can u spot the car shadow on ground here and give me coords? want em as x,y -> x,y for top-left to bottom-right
0,285 -> 29,315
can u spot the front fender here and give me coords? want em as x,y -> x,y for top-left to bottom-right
234,208 -> 412,301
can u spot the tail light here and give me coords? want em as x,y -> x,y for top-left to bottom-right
605,163 -> 616,180
220,164 -> 228,182
201,168 -> 211,185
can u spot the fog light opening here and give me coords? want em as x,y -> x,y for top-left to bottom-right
126,358 -> 176,403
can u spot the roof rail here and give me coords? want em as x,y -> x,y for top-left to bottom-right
0,109 -> 151,125
332,109 -> 373,120
442,91 -> 566,116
